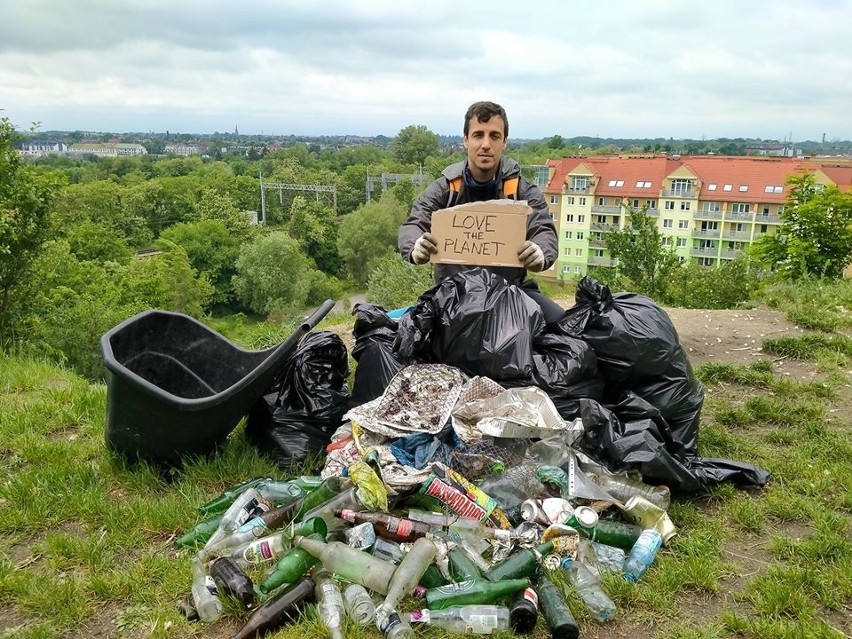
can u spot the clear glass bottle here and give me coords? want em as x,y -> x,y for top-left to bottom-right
190,556 -> 222,622
314,568 -> 345,639
589,472 -> 671,510
410,605 -> 510,634
294,535 -> 396,595
377,608 -> 414,639
378,537 -> 437,617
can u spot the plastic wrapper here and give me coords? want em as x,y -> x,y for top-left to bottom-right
347,460 -> 389,512
344,522 -> 377,550
394,268 -> 545,381
246,331 -> 350,469
350,304 -> 410,404
557,276 -> 704,460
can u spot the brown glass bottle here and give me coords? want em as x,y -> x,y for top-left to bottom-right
336,509 -> 432,542
228,576 -> 316,639
210,557 -> 255,608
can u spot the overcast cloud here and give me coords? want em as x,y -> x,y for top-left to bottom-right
1,0 -> 850,140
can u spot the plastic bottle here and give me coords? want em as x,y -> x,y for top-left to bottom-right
508,587 -> 539,635
589,472 -> 671,510
190,556 -> 222,622
314,568 -> 345,639
424,578 -> 530,610
210,556 -> 255,607
537,572 -> 579,639
294,535 -> 396,595
591,541 -> 627,573
198,477 -> 267,516
229,576 -> 315,639
410,605 -> 510,634
258,534 -> 323,594
174,513 -> 224,549
623,529 -> 663,582
377,608 -> 414,639
343,582 -> 376,626
338,509 -> 432,542
483,541 -> 554,581
379,536 -> 438,617
205,488 -> 270,549
560,557 -> 616,622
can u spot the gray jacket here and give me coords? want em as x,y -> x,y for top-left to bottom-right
398,157 -> 558,284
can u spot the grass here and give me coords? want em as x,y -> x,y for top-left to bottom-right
1,287 -> 851,639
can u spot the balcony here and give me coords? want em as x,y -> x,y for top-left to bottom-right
692,229 -> 721,238
755,214 -> 782,224
726,211 -> 753,221
564,186 -> 591,194
722,230 -> 751,241
644,208 -> 659,217
590,222 -> 620,232
662,189 -> 696,198
690,247 -> 718,257
588,256 -> 616,267
590,205 -> 622,214
588,237 -> 606,248
694,209 -> 723,220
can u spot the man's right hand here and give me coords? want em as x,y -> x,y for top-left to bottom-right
411,232 -> 438,264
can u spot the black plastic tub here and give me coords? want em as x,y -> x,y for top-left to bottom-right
100,300 -> 335,467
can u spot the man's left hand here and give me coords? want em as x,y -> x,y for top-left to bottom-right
518,241 -> 545,272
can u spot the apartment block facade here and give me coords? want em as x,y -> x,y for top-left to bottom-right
541,155 -> 852,279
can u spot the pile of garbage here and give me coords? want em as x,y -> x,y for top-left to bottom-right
171,271 -> 770,637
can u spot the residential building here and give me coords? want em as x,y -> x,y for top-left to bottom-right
164,143 -> 200,156
67,143 -> 147,157
542,155 -> 852,279
19,141 -> 68,157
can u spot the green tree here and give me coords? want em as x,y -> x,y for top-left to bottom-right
751,173 -> 852,279
197,187 -> 255,240
65,219 -> 133,264
337,191 -> 408,285
391,125 -> 440,167
160,219 -> 240,308
604,207 -> 681,301
287,196 -> 343,276
232,232 -> 318,315
0,117 -> 66,335
366,254 -> 434,308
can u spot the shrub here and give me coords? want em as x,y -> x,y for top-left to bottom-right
366,254 -> 434,309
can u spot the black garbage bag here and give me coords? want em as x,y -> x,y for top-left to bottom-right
350,303 -> 410,404
246,331 -> 350,469
395,268 -> 545,381
579,395 -> 770,492
558,276 -> 703,460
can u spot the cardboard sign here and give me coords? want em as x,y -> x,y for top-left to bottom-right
430,200 -> 530,267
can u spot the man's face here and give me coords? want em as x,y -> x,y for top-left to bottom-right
464,115 -> 507,181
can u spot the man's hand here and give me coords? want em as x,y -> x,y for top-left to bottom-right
518,241 -> 545,272
411,232 -> 438,265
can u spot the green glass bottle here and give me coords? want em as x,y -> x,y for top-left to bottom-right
424,578 -> 529,610
258,534 -> 323,594
537,572 -> 579,639
420,563 -> 447,589
174,513 -> 224,549
565,507 -> 643,550
198,477 -> 268,516
288,476 -> 349,525
449,547 -> 482,582
483,542 -> 554,582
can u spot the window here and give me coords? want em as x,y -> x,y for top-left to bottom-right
607,180 -> 624,187
574,265 -> 582,274
632,199 -> 639,208
662,236 -> 672,246
575,248 -> 583,256
665,200 -> 675,210
561,265 -> 571,273
723,184 -> 733,191
663,218 -> 673,228
732,203 -> 750,214
678,219 -> 689,229
698,257 -> 714,266
566,196 -> 575,205
565,231 -> 572,239
578,197 -> 586,205
739,185 -> 748,192
703,202 -> 721,212
778,205 -> 785,214
708,183 -> 717,191
671,178 -> 692,195
578,214 -> 586,223
677,237 -> 687,247
565,214 -> 574,223
576,231 -> 584,240
570,176 -> 589,191
701,221 -> 719,231
680,201 -> 691,211
647,200 -> 657,209
760,224 -> 768,233
549,195 -> 558,204
635,180 -> 652,188
734,223 -> 746,232
764,185 -> 784,194
597,215 -> 606,223
762,206 -> 770,215
598,197 -> 605,206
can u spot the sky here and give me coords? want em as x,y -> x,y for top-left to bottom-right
1,0 -> 851,141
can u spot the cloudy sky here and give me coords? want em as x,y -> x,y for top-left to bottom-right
1,0 -> 850,141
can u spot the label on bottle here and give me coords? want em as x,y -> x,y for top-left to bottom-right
241,539 -> 275,563
422,477 -> 487,522
204,575 -> 218,596
466,614 -> 498,633
392,518 -> 413,537
379,611 -> 403,638
434,579 -> 476,594
522,587 -> 538,609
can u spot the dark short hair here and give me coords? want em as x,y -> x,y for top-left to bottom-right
464,101 -> 508,137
